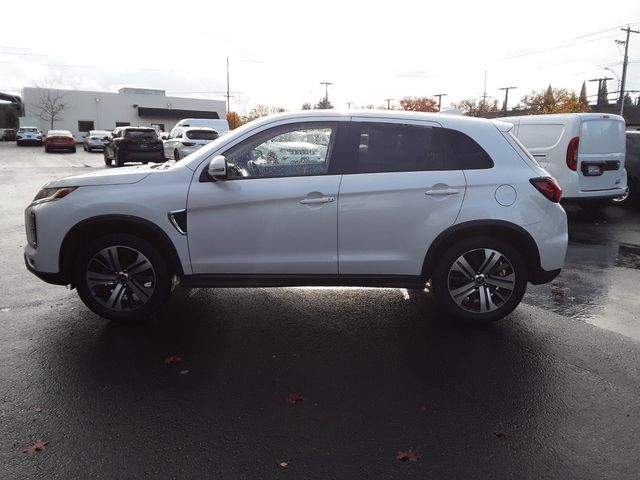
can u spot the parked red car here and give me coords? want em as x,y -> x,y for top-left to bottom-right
44,130 -> 76,153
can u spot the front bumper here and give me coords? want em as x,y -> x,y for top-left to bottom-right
24,253 -> 67,285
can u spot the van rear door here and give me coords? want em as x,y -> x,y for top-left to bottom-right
578,118 -> 626,192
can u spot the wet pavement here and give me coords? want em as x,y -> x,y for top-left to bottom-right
1,142 -> 639,479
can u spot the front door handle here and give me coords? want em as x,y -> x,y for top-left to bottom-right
300,197 -> 335,205
425,189 -> 459,196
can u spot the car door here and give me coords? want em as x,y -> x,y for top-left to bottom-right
187,120 -> 345,275
337,120 -> 466,276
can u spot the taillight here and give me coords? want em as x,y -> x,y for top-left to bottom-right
182,141 -> 195,146
530,177 -> 562,203
566,136 -> 579,171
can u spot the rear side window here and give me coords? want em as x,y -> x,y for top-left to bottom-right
441,128 -> 494,169
347,123 -> 450,173
186,130 -> 219,140
517,124 -> 565,149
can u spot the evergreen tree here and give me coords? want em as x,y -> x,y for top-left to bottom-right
579,81 -> 589,107
597,80 -> 609,106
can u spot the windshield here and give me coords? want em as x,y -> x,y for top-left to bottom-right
186,130 -> 219,140
125,129 -> 158,140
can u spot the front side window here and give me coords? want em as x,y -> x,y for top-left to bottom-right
223,122 -> 336,179
347,123 -> 450,174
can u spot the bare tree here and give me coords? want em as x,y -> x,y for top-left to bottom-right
36,78 -> 67,130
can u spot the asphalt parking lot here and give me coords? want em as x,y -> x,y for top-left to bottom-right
1,141 -> 639,479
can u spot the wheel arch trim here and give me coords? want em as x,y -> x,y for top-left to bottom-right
422,220 -> 541,279
59,214 -> 184,283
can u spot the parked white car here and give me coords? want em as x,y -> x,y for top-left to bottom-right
498,113 -> 627,209
163,127 -> 220,160
16,127 -> 43,146
24,111 -> 567,324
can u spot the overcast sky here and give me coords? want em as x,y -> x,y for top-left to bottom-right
1,0 -> 639,114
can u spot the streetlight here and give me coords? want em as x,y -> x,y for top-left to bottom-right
606,67 -> 622,97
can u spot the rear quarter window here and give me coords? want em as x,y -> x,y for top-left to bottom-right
441,128 -> 494,169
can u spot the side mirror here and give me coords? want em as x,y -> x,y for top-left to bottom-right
207,155 -> 227,180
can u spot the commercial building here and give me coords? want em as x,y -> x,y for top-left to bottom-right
20,87 -> 226,140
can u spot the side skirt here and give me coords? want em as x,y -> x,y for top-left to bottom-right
180,274 -> 428,289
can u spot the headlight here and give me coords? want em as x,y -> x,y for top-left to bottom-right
31,187 -> 77,205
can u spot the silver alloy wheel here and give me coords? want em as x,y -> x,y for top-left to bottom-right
611,187 -> 629,204
447,248 -> 516,314
85,245 -> 156,311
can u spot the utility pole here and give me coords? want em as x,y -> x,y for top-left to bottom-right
384,98 -> 394,109
589,77 -> 614,106
498,86 -> 517,112
433,93 -> 447,112
347,102 -> 353,109
320,81 -> 333,104
225,57 -> 231,115
481,70 -> 488,107
618,26 -> 640,116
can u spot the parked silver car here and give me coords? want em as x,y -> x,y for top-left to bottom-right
83,130 -> 111,152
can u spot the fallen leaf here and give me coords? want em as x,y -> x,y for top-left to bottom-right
23,441 -> 49,454
286,393 -> 303,405
178,370 -> 190,375
35,407 -> 43,413
279,462 -> 289,468
164,355 -> 182,365
396,450 -> 419,462
494,431 -> 507,438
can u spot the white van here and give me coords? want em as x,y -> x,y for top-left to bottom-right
499,113 -> 627,208
171,118 -> 229,136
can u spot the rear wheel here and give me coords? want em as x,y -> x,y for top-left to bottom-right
174,150 -> 180,161
431,236 -> 527,323
71,147 -> 76,153
73,234 -> 172,322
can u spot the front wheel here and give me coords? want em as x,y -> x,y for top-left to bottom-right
73,234 -> 172,322
103,150 -> 112,166
174,150 -> 180,161
431,236 -> 527,323
116,149 -> 125,167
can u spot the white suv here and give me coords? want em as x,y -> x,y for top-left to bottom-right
24,111 -> 568,323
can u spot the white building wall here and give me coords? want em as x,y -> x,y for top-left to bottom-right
21,87 -> 226,142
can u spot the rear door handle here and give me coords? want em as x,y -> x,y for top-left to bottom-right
425,189 -> 459,196
300,197 -> 335,205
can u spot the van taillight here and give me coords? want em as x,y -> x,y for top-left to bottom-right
566,136 -> 579,171
530,177 -> 562,203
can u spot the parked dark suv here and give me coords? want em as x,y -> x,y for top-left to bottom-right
103,127 -> 165,167
612,130 -> 640,206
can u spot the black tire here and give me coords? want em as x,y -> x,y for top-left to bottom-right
71,147 -> 76,153
116,149 -> 125,167
103,150 -> 112,166
431,236 -> 528,323
83,144 -> 87,151
73,234 -> 172,322
44,146 -> 50,153
174,150 -> 180,161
